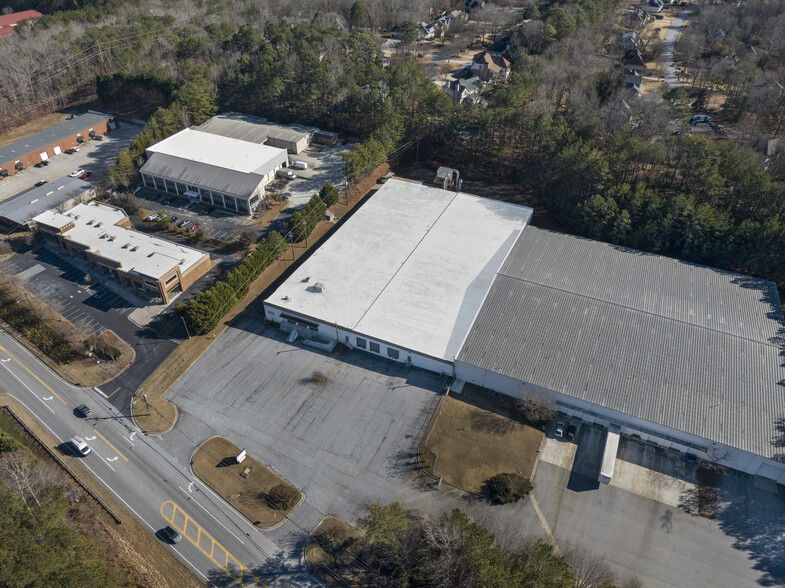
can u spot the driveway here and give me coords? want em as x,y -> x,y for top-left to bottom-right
0,122 -> 142,202
662,6 -> 694,89
166,318 -> 443,528
0,246 -> 180,411
277,143 -> 350,211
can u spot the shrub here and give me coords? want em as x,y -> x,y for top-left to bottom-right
0,433 -> 22,453
514,397 -> 554,426
319,182 -> 340,207
266,484 -> 300,511
486,473 -> 533,504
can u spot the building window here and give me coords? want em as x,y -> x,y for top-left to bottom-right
356,337 -> 366,349
369,342 -> 380,353
387,347 -> 400,359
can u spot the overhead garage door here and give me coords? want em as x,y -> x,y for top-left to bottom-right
39,152 -> 49,161
53,146 -> 62,155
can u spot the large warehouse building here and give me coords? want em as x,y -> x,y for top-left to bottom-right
0,112 -> 116,178
139,128 -> 288,215
198,112 -> 317,154
265,179 -> 785,485
0,177 -> 94,229
34,202 -> 210,304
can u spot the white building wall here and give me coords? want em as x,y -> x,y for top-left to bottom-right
454,359 -> 785,482
265,305 -> 453,375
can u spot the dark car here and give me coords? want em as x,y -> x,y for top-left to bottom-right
566,425 -> 576,441
35,179 -> 47,187
75,404 -> 92,418
170,216 -> 178,223
34,162 -> 44,168
94,135 -> 104,141
161,525 -> 182,544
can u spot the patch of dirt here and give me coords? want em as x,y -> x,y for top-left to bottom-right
249,197 -> 288,229
0,113 -> 69,146
193,437 -> 302,528
0,403 -> 203,588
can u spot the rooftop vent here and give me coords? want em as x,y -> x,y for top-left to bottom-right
282,296 -> 292,302
130,246 -> 139,251
74,215 -> 80,220
87,219 -> 93,225
95,222 -> 103,227
313,282 -> 325,293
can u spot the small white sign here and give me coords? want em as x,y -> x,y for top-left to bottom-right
236,449 -> 247,464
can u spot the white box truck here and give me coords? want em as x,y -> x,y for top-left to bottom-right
291,161 -> 308,170
598,427 -> 621,484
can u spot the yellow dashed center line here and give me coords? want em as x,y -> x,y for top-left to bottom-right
0,343 -> 67,405
93,429 -> 129,462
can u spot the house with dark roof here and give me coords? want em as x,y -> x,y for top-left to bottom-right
471,51 -> 511,82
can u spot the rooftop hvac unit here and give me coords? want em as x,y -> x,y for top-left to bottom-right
95,222 -> 103,227
87,220 -> 93,225
131,246 -> 139,251
313,282 -> 325,292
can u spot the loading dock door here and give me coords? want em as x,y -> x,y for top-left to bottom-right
39,152 -> 49,161
53,146 -> 62,155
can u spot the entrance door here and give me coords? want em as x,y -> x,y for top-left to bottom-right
53,146 -> 62,155
39,152 -> 49,161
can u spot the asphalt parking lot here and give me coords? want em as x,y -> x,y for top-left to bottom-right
0,120 -> 142,202
167,318 -> 444,529
279,142 -> 351,210
0,245 -> 180,409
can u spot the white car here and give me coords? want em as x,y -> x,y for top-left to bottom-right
70,435 -> 91,456
68,169 -> 84,178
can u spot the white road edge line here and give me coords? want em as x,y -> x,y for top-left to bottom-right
1,362 -> 55,414
177,485 -> 246,545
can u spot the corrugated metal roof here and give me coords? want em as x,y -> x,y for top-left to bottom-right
457,227 -> 785,458
0,177 -> 92,225
140,152 -> 277,198
0,113 -> 111,167
198,112 -> 316,145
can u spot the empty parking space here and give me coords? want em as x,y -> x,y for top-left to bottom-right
0,247 -> 136,339
168,319 -> 442,523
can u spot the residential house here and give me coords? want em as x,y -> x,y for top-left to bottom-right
616,31 -> 641,51
628,7 -> 652,27
623,48 -> 646,73
642,0 -> 664,13
447,71 -> 484,104
625,68 -> 643,87
472,51 -> 511,82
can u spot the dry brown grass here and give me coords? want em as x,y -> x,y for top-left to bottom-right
193,437 -> 302,528
0,400 -> 204,588
420,386 -> 544,494
136,179 -> 379,434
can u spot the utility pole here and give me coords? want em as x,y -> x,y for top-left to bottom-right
181,317 -> 191,339
302,219 -> 309,248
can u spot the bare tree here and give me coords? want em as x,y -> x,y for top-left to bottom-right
562,544 -> 617,588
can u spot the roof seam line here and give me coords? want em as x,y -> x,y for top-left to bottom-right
353,190 -> 460,328
499,273 -> 785,349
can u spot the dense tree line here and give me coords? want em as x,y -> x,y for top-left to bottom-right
0,442 -> 129,587
355,501 -> 636,587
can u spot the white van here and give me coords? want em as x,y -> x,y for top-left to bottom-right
291,161 -> 308,170
70,435 -> 91,456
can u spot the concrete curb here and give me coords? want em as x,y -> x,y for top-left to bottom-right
189,435 -> 305,532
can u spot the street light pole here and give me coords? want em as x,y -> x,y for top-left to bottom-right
181,316 -> 191,339
302,219 -> 308,248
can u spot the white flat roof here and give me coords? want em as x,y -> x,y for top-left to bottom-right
265,179 -> 532,361
34,203 -> 207,280
145,128 -> 287,175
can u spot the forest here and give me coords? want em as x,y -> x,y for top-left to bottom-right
0,0 -> 784,289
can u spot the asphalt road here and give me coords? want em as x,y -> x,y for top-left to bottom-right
0,325 -> 314,587
662,7 -> 694,89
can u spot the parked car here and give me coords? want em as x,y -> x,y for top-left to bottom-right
78,171 -> 91,180
160,526 -> 182,544
145,213 -> 159,222
555,422 -> 565,438
276,169 -> 296,180
291,161 -> 308,170
689,114 -> 710,125
65,147 -> 79,154
68,169 -> 84,178
34,162 -> 45,168
35,179 -> 47,187
566,425 -> 576,441
170,216 -> 178,223
75,404 -> 92,418
70,435 -> 91,456
94,135 -> 103,141
191,224 -> 200,231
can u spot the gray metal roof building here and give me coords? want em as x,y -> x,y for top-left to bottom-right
198,112 -> 316,153
456,227 -> 785,460
0,177 -> 93,227
0,112 -> 111,168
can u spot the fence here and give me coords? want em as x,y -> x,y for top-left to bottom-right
3,405 -> 123,524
